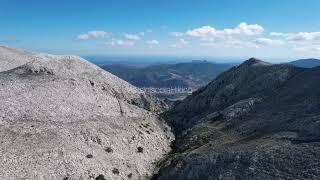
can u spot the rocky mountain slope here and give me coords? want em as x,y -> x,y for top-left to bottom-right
0,46 -> 174,180
101,62 -> 233,89
165,58 -> 301,133
154,58 -> 320,180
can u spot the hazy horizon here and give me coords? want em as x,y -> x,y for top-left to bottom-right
1,0 -> 320,61
83,54 -> 307,65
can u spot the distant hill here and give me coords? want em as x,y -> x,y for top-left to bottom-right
289,58 -> 320,68
100,61 -> 234,89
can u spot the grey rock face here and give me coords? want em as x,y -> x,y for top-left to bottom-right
155,59 -> 320,180
0,46 -> 174,180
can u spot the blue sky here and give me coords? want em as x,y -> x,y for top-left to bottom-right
1,0 -> 320,61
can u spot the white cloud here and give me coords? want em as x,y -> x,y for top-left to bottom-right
270,32 -> 292,37
146,40 -> 159,45
287,32 -> 320,42
268,31 -> 320,50
139,32 -> 145,36
270,32 -> 283,36
236,22 -> 264,35
230,40 -> 259,48
146,40 -> 159,47
170,44 -> 178,48
270,31 -> 320,41
270,32 -> 320,50
171,38 -> 189,48
200,39 -> 259,49
186,26 -> 216,38
186,22 -> 264,41
294,46 -> 320,53
268,32 -> 320,48
146,29 -> 153,33
253,38 -> 284,46
180,38 -> 188,45
77,34 -> 90,40
170,32 -> 184,37
108,39 -> 135,46
77,30 -> 110,40
124,33 -> 140,40
88,31 -> 109,38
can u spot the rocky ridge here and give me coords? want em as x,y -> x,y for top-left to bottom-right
0,46 -> 173,180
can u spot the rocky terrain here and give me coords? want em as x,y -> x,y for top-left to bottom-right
0,46 -> 174,180
154,58 -> 320,180
2,46 -> 320,180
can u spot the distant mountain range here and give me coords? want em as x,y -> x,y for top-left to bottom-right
100,58 -> 320,91
100,61 -> 234,89
289,58 -> 320,68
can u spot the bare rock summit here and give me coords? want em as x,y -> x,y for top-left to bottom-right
0,46 -> 174,180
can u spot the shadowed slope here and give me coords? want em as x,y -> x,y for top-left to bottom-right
154,59 -> 320,180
